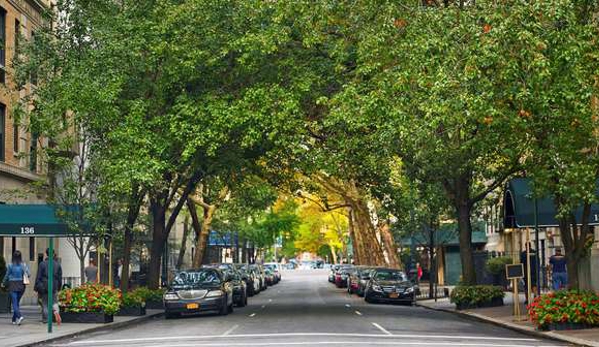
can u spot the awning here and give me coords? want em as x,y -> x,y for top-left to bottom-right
0,204 -> 72,236
503,178 -> 599,228
401,222 -> 488,247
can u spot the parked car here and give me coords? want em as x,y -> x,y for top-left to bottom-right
250,264 -> 267,291
348,266 -> 376,296
335,265 -> 354,288
264,268 -> 276,286
163,268 -> 234,319
202,264 -> 248,307
233,263 -> 260,297
264,263 -> 282,283
328,264 -> 341,283
364,268 -> 417,305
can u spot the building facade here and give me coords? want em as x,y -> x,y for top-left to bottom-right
0,0 -> 70,304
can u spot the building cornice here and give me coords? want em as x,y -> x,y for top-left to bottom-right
0,161 -> 42,183
7,0 -> 47,26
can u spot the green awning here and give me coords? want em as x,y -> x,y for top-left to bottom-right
503,178 -> 599,228
401,222 -> 488,247
0,204 -> 71,236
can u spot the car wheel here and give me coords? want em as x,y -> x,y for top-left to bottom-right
219,297 -> 229,316
365,292 -> 374,304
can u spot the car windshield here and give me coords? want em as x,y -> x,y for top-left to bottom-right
359,269 -> 374,278
172,270 -> 221,286
374,271 -> 406,281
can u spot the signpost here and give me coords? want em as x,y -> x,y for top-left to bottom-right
506,263 -> 524,321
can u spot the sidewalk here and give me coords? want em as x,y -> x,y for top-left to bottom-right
417,293 -> 599,347
0,306 -> 163,347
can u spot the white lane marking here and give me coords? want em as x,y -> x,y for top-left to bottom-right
355,310 -> 363,316
268,299 -> 273,302
248,313 -> 256,317
64,333 -> 540,345
137,342 -> 557,347
261,305 -> 266,308
221,325 -> 239,336
372,322 -> 392,336
344,304 -> 351,308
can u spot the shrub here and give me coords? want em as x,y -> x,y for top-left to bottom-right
130,287 -> 165,303
450,285 -> 505,307
59,284 -> 122,315
486,257 -> 513,275
528,290 -> 599,329
122,291 -> 145,308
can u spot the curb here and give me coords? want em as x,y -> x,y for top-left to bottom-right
416,302 -> 599,347
19,311 -> 164,347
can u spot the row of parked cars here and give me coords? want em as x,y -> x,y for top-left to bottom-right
163,262 -> 282,318
328,264 -> 419,305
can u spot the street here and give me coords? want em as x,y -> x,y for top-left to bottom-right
46,270 -> 566,347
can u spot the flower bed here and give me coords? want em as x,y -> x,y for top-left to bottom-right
59,283 -> 122,322
450,285 -> 505,310
528,290 -> 599,331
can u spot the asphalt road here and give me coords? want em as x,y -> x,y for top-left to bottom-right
48,270 -> 567,347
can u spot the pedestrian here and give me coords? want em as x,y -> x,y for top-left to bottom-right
549,248 -> 568,291
115,258 -> 123,288
520,243 -> 538,303
1,250 -> 30,325
416,263 -> 423,283
35,248 -> 62,325
84,259 -> 98,283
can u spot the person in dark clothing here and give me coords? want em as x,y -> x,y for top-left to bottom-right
35,248 -> 62,324
549,248 -> 568,290
520,244 -> 538,303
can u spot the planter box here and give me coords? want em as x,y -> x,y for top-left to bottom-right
456,297 -> 504,311
542,322 -> 593,331
145,300 -> 163,310
117,306 -> 146,316
0,292 -> 10,313
60,311 -> 114,323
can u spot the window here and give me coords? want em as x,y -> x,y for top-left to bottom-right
29,237 -> 35,261
30,30 -> 37,85
0,8 -> 6,84
30,132 -> 38,171
14,19 -> 19,54
0,104 -> 5,162
13,122 -> 18,153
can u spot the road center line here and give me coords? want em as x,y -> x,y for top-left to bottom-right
248,313 -> 256,317
355,310 -> 363,316
372,322 -> 392,336
221,325 -> 239,336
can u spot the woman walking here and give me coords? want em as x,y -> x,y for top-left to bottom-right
2,251 -> 30,325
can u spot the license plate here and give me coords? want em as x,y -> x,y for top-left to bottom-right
186,303 -> 199,310
389,293 -> 399,298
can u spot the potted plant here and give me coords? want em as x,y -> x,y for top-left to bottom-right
485,257 -> 512,289
450,285 -> 505,310
59,284 -> 122,323
117,291 -> 146,316
528,290 -> 599,331
133,287 -> 165,310
0,256 -> 9,313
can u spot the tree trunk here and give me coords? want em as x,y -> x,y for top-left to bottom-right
148,197 -> 167,289
176,216 -> 190,270
347,208 -> 361,264
79,253 -> 85,284
329,244 -> 338,264
380,222 -> 401,268
352,200 -> 386,266
190,200 -> 216,268
456,201 -> 476,285
121,190 -> 143,293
